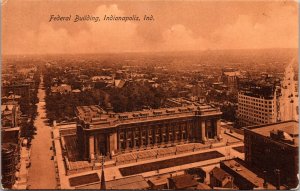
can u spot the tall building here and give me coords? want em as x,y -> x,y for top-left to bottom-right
243,121 -> 298,188
237,86 -> 279,127
1,143 -> 18,189
221,68 -> 241,92
279,61 -> 299,121
1,103 -> 21,128
76,103 -> 222,161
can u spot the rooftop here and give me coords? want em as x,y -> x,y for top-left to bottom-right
168,174 -> 199,189
221,158 -> 276,189
75,175 -> 149,190
210,166 -> 231,182
245,121 -> 299,147
76,103 -> 221,130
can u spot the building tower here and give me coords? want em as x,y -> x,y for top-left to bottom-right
279,60 -> 299,121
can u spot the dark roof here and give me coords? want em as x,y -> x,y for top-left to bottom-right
69,173 -> 100,187
75,175 -> 149,190
169,174 -> 199,189
197,183 -> 211,189
210,167 -> 231,182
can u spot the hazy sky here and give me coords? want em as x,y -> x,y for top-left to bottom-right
2,0 -> 298,55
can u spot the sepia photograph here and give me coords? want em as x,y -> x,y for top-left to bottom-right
1,0 -> 299,190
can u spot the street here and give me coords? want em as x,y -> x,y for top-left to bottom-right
27,76 -> 57,189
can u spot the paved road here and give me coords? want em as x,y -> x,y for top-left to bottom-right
27,76 -> 56,189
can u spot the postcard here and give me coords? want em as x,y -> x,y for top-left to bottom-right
1,0 -> 299,190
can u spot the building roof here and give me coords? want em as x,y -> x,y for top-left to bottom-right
114,79 -> 126,88
106,175 -> 149,189
245,121 -> 298,147
210,167 -> 231,182
75,175 -> 149,190
51,84 -> 71,93
148,175 -> 168,186
168,174 -> 199,189
69,173 -> 100,187
221,158 -> 276,189
196,183 -> 211,189
223,71 -> 241,77
76,103 -> 221,130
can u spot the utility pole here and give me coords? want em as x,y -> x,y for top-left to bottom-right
100,155 -> 106,190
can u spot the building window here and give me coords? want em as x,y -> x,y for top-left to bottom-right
121,141 -> 126,150
120,132 -> 124,139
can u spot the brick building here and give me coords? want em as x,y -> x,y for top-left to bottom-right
243,121 -> 298,188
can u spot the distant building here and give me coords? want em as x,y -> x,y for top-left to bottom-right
2,94 -> 21,104
237,86 -> 279,127
2,84 -> 30,101
76,103 -> 222,160
209,167 -> 235,189
221,69 -> 241,92
165,97 -> 205,108
1,103 -> 21,128
279,62 -> 299,121
243,121 -> 298,188
51,84 -> 72,94
114,79 -> 126,88
91,75 -> 113,82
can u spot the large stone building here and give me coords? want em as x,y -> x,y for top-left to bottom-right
76,103 -> 222,160
243,121 -> 298,188
279,61 -> 298,122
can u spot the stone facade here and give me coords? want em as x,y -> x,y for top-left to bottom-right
76,104 -> 222,160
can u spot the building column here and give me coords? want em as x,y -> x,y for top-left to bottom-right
159,126 -> 163,144
179,124 -> 183,142
201,121 -> 206,142
186,124 -> 190,142
139,127 -> 142,148
124,129 -> 128,150
153,126 -> 157,144
132,128 -> 135,148
95,135 -> 99,156
117,130 -> 121,151
166,125 -> 169,143
172,124 -> 175,144
89,135 -> 95,160
109,132 -> 117,156
146,126 -> 149,146
216,119 -> 221,137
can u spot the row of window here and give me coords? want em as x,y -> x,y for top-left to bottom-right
119,133 -> 187,149
239,114 -> 272,123
119,129 -> 187,140
239,103 -> 273,109
238,94 -> 272,104
238,109 -> 272,117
